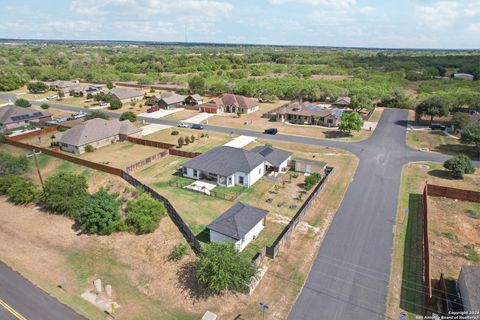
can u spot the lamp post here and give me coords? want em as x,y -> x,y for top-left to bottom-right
259,303 -> 269,320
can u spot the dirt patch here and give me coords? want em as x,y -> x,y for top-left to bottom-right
311,74 -> 353,81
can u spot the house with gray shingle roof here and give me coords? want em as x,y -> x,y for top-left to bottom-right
181,145 -> 291,187
250,145 -> 292,174
198,94 -> 259,114
458,265 -> 480,312
56,118 -> 142,154
109,87 -> 144,103
0,105 -> 52,130
208,202 -> 268,251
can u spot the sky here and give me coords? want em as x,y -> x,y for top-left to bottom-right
0,0 -> 479,49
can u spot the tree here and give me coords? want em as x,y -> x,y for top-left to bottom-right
461,122 -> 480,159
0,152 -> 29,176
416,96 -> 450,123
120,111 -> 136,122
6,177 -> 38,205
58,90 -> 65,98
338,112 -> 363,134
86,93 -> 93,100
196,242 -> 257,292
40,103 -> 50,110
451,113 -> 470,132
27,81 -> 48,93
76,189 -> 121,235
40,172 -> 88,217
188,75 -> 206,94
106,81 -> 114,90
304,173 -> 322,190
443,155 -> 475,179
125,193 -> 165,234
85,110 -> 109,120
350,94 -> 373,113
14,98 -> 31,108
108,99 -> 122,110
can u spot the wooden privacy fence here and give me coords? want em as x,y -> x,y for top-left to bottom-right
264,167 -> 334,260
126,136 -> 175,149
169,148 -> 201,158
125,149 -> 169,173
5,137 -> 202,254
122,172 -> 202,253
426,184 -> 480,202
7,125 -> 59,141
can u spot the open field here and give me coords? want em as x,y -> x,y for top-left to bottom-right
407,130 -> 477,159
145,127 -> 233,152
0,137 -> 358,320
387,161 -> 480,320
208,101 -> 372,142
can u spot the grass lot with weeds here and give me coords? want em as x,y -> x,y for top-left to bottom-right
387,161 -> 480,320
407,130 -> 477,159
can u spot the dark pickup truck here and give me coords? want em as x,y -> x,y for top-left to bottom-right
429,123 -> 446,131
264,128 -> 278,135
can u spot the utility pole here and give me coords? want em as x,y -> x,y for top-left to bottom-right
27,150 -> 44,190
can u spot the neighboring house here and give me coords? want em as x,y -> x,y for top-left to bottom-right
198,94 -> 259,114
69,84 -> 103,97
0,106 -> 52,130
454,73 -> 474,81
332,96 -> 352,108
208,202 -> 268,252
56,118 -> 142,154
181,145 -> 291,188
266,101 -> 344,127
250,145 -> 292,174
184,94 -> 204,106
292,158 -> 327,174
45,80 -> 80,96
458,265 -> 480,312
152,92 -> 186,109
109,87 -> 144,103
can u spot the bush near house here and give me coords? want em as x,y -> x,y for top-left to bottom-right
76,189 -> 121,235
125,193 -> 165,234
0,175 -> 27,195
120,111 -> 136,122
196,242 -> 257,293
6,178 -> 38,205
443,154 -> 475,179
27,81 -> 48,93
14,98 -> 31,108
0,151 -> 29,176
40,172 -> 88,218
304,172 -> 322,190
339,112 -> 363,134
85,145 -> 95,153
108,99 -> 122,110
40,103 -> 50,110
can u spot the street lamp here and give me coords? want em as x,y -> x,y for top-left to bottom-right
259,303 -> 269,320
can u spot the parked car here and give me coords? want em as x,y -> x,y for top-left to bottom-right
178,122 -> 189,128
429,123 -> 446,131
147,106 -> 160,113
47,95 -> 58,100
192,124 -> 204,130
68,111 -> 87,120
264,128 -> 278,135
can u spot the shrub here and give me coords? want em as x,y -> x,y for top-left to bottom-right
85,110 -> 109,120
27,81 -> 48,93
0,151 -> 29,176
196,242 -> 257,292
40,103 -> 50,110
443,154 -> 475,179
184,136 -> 191,144
126,193 -> 165,234
119,111 -> 136,122
85,145 -> 95,153
0,133 -> 5,144
339,112 -> 363,134
171,130 -> 179,136
304,172 -> 322,190
178,137 -> 184,147
0,175 -> 25,195
86,93 -> 93,100
168,243 -> 189,261
190,135 -> 195,142
107,81 -> 113,90
6,178 -> 38,205
108,99 -> 122,110
40,172 -> 88,217
14,98 -> 31,108
76,189 -> 121,235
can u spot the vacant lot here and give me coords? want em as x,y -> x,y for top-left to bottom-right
208,101 -> 371,142
163,109 -> 200,121
388,161 -> 480,320
407,130 -> 477,159
145,127 -> 233,152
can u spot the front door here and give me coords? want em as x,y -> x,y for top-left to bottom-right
305,164 -> 311,174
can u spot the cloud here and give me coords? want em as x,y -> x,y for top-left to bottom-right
268,0 -> 357,9
415,0 -> 480,29
468,22 -> 480,33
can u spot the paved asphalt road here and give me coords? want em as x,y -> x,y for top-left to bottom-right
0,261 -> 85,320
0,94 -> 478,320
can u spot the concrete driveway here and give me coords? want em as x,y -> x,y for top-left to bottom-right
138,108 -> 184,119
223,135 -> 257,148
183,112 -> 214,124
141,123 -> 172,136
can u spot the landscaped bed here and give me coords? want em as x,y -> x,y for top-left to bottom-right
387,161 -> 480,320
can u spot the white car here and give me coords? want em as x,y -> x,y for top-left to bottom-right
47,95 -> 58,100
177,122 -> 189,128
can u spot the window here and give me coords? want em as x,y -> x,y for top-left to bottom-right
228,176 -> 232,185
193,169 -> 198,177
239,176 -> 244,185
